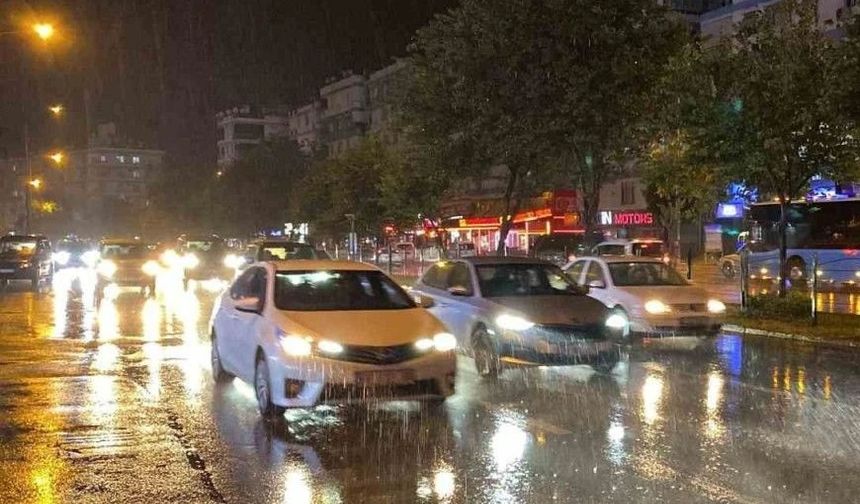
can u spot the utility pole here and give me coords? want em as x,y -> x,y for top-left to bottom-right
24,122 -> 32,234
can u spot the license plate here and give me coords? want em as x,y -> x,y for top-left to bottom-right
0,269 -> 13,274
355,370 -> 415,385
681,317 -> 709,327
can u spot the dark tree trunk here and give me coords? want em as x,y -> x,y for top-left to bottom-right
496,167 -> 520,255
778,196 -> 788,298
580,168 -> 602,246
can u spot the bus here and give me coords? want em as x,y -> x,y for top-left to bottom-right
745,198 -> 860,286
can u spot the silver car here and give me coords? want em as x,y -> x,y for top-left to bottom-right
412,257 -> 626,377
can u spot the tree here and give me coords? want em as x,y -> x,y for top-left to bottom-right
214,139 -> 310,236
703,0 -> 860,296
401,0 -> 687,252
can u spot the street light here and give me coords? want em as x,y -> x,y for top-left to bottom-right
32,23 -> 55,41
29,178 -> 43,190
49,104 -> 63,116
48,152 -> 64,165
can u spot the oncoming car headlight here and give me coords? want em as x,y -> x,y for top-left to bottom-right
97,260 -> 117,278
605,313 -> 628,329
414,333 -> 457,352
52,251 -> 71,265
277,329 -> 312,356
82,250 -> 100,268
644,299 -> 671,315
182,253 -> 199,269
142,260 -> 160,276
223,254 -> 245,269
707,299 -> 726,313
495,314 -> 535,331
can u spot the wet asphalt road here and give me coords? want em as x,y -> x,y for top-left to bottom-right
2,271 -> 860,503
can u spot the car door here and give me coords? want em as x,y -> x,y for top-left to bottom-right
232,266 -> 268,381
217,268 -> 256,374
441,262 -> 479,340
584,260 -> 612,307
414,262 -> 454,326
564,259 -> 589,285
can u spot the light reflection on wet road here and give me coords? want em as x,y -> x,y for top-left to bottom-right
1,269 -> 860,503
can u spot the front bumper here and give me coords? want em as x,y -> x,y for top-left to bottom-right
630,313 -> 723,336
0,266 -> 34,280
266,351 -> 456,408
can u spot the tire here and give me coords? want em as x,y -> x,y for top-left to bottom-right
592,352 -> 620,374
210,333 -> 233,384
255,355 -> 286,418
472,326 -> 499,379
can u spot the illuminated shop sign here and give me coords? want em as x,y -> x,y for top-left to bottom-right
599,211 -> 654,226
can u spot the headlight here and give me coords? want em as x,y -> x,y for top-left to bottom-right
160,249 -> 181,267
707,299 -> 726,313
82,250 -> 100,268
52,251 -> 71,265
433,332 -> 457,351
605,313 -> 628,329
224,254 -> 245,269
644,299 -> 671,314
317,340 -> 343,354
183,253 -> 199,269
495,314 -> 535,331
142,260 -> 160,276
414,338 -> 435,351
97,260 -> 117,278
278,331 -> 312,356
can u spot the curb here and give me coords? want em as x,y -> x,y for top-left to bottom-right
722,324 -> 860,349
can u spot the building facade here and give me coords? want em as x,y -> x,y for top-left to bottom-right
318,72 -> 370,157
287,103 -> 321,153
216,105 -> 289,166
368,61 -> 406,145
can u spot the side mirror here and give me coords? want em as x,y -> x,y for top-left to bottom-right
235,296 -> 262,313
417,295 -> 435,308
587,280 -> 606,289
447,285 -> 471,297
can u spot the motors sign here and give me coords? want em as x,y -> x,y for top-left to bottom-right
599,210 -> 654,226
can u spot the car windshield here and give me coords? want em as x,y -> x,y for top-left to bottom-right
185,240 -> 222,253
57,241 -> 88,254
101,243 -> 151,259
274,270 -> 415,311
475,263 -> 579,297
607,262 -> 688,286
631,242 -> 665,257
260,243 -> 317,260
0,239 -> 37,257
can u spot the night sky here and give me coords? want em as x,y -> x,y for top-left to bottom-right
1,0 -> 455,168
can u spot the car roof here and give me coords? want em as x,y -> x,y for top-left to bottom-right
255,239 -> 313,246
266,260 -> 380,272
458,256 -> 553,266
598,238 -> 663,245
1,234 -> 45,241
591,255 -> 666,264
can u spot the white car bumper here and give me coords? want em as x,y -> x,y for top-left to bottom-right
630,313 -> 723,336
266,351 -> 456,408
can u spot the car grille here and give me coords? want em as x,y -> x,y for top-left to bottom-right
325,343 -> 423,365
531,324 -> 606,340
670,303 -> 708,313
322,379 -> 440,402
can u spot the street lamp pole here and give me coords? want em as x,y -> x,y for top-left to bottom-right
24,122 -> 32,234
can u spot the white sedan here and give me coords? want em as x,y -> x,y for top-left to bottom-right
564,256 -> 725,336
210,260 -> 456,417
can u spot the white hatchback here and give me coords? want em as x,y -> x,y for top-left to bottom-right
564,256 -> 725,336
210,260 -> 456,417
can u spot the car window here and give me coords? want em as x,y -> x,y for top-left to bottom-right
446,263 -> 473,294
608,262 -> 688,286
475,263 -> 579,297
420,263 -> 450,290
0,238 -> 37,257
585,261 -> 607,286
632,242 -> 664,257
259,243 -> 317,260
101,243 -> 151,259
248,267 -> 267,299
596,244 -> 626,256
566,260 -> 587,284
274,270 -> 415,311
230,268 -> 257,300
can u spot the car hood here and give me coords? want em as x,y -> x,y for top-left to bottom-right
615,285 -> 710,303
490,295 -> 608,325
275,308 -> 447,346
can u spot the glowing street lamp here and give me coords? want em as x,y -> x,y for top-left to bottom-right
32,23 -> 55,41
29,178 -> 43,190
49,104 -> 64,116
48,152 -> 64,164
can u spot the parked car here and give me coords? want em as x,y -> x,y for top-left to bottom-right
531,235 -> 592,266
563,256 -> 725,337
242,239 -> 321,266
95,239 -> 159,300
210,260 -> 456,417
592,239 -> 669,263
377,242 -> 416,264
0,234 -> 53,290
412,257 -> 625,378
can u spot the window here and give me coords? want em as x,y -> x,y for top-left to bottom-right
607,262 -> 687,287
475,263 -> 578,298
420,263 -> 451,290
595,244 -> 626,256
274,270 -> 414,311
132,156 -> 140,164
233,123 -> 264,140
446,263 -> 474,295
230,267 -> 266,301
585,261 -> 607,287
621,180 -> 636,205
117,155 -> 126,163
100,155 -> 107,163
565,261 -> 587,284
132,170 -> 142,179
